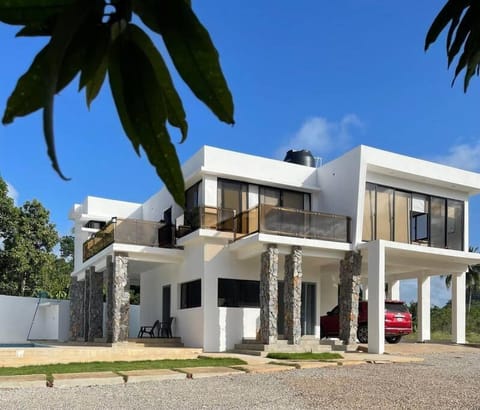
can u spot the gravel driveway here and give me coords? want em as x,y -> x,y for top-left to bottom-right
1,349 -> 479,409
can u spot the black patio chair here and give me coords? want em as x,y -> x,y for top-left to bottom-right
159,317 -> 174,338
137,320 -> 160,338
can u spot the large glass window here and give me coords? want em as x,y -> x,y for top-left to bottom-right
259,187 -> 309,210
218,179 -> 248,230
362,183 -> 376,241
430,197 -> 446,248
180,279 -> 201,309
184,182 -> 201,227
394,191 -> 411,243
447,199 -> 464,250
218,279 -> 260,307
362,183 -> 464,250
376,186 -> 394,240
411,194 -> 429,243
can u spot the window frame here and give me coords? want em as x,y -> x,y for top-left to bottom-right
363,182 -> 464,250
180,279 -> 202,309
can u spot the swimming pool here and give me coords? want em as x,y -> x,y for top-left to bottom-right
0,343 -> 50,348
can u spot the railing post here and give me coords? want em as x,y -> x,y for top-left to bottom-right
233,209 -> 237,241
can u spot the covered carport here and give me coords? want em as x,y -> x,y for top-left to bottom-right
359,240 -> 480,354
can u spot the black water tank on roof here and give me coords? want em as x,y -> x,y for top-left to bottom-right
283,149 -> 315,167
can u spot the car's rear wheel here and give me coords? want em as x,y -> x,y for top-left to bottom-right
385,335 -> 402,344
357,324 -> 368,343
320,325 -> 326,339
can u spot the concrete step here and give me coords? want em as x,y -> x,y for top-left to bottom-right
228,349 -> 268,357
234,342 -> 334,354
242,338 -> 289,345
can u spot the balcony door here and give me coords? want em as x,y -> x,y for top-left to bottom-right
217,179 -> 248,230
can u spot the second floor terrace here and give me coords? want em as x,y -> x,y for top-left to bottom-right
83,205 -> 352,262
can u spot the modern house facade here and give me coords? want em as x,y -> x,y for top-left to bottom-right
69,145 -> 480,354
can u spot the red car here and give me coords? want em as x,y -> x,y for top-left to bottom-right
320,300 -> 412,344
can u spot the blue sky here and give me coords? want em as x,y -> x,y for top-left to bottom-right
1,1 -> 479,306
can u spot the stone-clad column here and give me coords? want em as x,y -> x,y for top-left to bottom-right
284,246 -> 302,344
106,254 -> 130,343
69,276 -> 85,340
339,251 -> 362,347
83,268 -> 91,342
88,267 -> 104,342
260,245 -> 279,345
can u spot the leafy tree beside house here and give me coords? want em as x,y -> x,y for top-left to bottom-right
0,177 -> 72,298
0,198 -> 58,296
443,246 -> 480,315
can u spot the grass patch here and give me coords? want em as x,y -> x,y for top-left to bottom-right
266,352 -> 343,360
404,331 -> 480,344
0,357 -> 246,379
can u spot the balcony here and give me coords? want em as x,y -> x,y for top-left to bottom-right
232,204 -> 351,243
83,218 -> 165,262
82,206 -> 351,262
177,205 -> 351,243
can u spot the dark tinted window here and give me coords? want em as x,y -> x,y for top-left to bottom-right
180,279 -> 201,309
218,279 -> 259,307
385,302 -> 409,313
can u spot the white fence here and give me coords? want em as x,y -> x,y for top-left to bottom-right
0,295 -> 140,343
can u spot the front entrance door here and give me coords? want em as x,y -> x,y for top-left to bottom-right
162,285 -> 171,322
301,282 -> 316,335
277,281 -> 316,337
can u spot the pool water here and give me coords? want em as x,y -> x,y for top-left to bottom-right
0,343 -> 50,348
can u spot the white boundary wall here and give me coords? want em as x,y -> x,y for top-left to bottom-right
0,295 -> 70,343
0,295 -> 140,343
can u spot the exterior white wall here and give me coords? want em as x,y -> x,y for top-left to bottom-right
203,146 -> 318,190
204,175 -> 217,207
317,148 -> 362,243
0,295 -> 69,343
82,196 -> 142,219
320,272 -> 339,316
140,268 -> 165,325
139,242 -> 205,348
203,242 -> 260,351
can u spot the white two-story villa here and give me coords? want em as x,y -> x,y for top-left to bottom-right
69,145 -> 480,354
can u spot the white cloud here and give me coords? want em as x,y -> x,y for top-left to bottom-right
432,140 -> 480,171
5,181 -> 18,205
275,114 -> 363,160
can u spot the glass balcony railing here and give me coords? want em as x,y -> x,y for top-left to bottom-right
177,207 -> 236,238
83,206 -> 351,262
232,204 -> 351,243
83,218 -> 165,262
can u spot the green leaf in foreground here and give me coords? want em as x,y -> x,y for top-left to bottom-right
127,22 -> 188,142
108,24 -> 185,207
41,1 -> 92,180
0,0 -> 75,26
426,1 -> 480,92
134,0 -> 234,125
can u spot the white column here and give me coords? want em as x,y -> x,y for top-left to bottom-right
387,279 -> 400,300
452,272 -> 466,344
367,241 -> 385,354
417,275 -> 431,342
